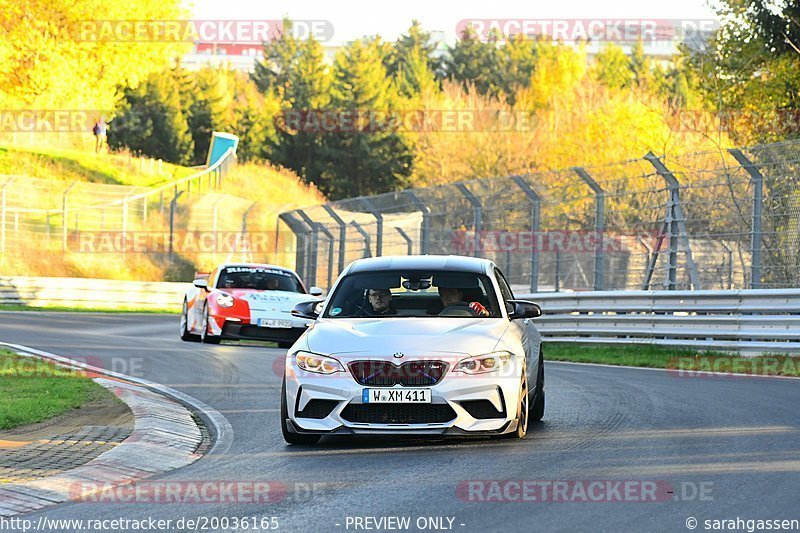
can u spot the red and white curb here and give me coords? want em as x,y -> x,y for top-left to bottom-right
0,343 -> 233,517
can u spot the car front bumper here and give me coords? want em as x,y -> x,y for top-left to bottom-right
284,359 -> 524,436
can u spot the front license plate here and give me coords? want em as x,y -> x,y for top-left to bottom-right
362,388 -> 431,403
257,319 -> 292,328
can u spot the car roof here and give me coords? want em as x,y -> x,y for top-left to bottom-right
217,263 -> 296,274
347,255 -> 493,275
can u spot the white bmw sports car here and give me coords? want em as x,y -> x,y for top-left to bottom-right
281,255 -> 544,444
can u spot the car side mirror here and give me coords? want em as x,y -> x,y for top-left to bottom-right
507,299 -> 542,320
193,279 -> 209,291
309,286 -> 324,296
292,300 -> 323,320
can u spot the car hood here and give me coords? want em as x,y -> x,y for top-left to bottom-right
305,318 -> 509,359
222,289 -> 318,313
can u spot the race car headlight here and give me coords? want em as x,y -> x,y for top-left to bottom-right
294,351 -> 344,374
453,352 -> 513,374
216,293 -> 235,308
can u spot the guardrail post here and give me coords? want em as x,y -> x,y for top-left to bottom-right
403,190 -> 430,254
455,183 -> 482,257
727,149 -> 764,289
572,167 -> 606,291
62,182 -> 77,252
296,210 -> 319,287
358,198 -> 383,256
278,211 -> 312,282
168,190 -> 184,261
643,152 -> 702,290
395,227 -> 413,255
322,204 -> 347,274
350,220 -> 372,258
511,176 -> 541,293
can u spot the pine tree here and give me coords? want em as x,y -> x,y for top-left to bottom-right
321,38 -> 413,198
387,21 -> 439,97
593,43 -> 633,89
110,68 -> 194,164
444,25 -> 504,98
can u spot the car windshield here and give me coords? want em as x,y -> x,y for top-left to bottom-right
323,270 -> 500,318
217,266 -> 304,293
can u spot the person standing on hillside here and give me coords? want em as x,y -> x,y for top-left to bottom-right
92,118 -> 107,153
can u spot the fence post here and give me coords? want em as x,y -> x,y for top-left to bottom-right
315,224 -> 335,289
121,198 -> 129,252
727,148 -> 764,289
395,227 -> 413,255
555,249 -> 561,292
278,211 -> 312,283
359,198 -> 383,257
455,183 -> 482,257
322,204 -> 347,274
142,196 -> 148,227
350,220 -> 372,258
403,190 -> 430,254
643,152 -> 701,290
62,182 -> 77,252
0,177 -> 14,255
238,203 -> 257,262
572,167 -> 606,291
511,176 -> 541,293
168,190 -> 184,261
212,197 -> 224,244
296,210 -> 319,287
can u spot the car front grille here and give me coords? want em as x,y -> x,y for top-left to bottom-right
348,360 -> 447,387
340,403 -> 457,424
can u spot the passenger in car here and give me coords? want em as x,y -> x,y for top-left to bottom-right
438,287 -> 490,317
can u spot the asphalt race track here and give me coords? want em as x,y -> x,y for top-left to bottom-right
1,312 -> 799,532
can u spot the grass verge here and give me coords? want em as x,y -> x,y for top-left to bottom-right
545,342 -> 800,377
0,350 -> 110,430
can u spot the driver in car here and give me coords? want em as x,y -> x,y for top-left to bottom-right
363,288 -> 397,316
438,287 -> 490,317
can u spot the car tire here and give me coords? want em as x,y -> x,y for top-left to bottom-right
180,300 -> 200,342
277,341 -> 294,349
530,357 -> 545,423
200,304 -> 222,344
280,377 -> 321,445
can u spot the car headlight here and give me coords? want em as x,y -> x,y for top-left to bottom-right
453,352 -> 513,374
216,293 -> 234,308
294,351 -> 344,374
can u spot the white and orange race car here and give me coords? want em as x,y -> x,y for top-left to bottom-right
180,263 -> 323,347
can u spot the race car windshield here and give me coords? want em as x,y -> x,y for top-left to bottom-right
323,270 -> 501,318
217,267 -> 304,293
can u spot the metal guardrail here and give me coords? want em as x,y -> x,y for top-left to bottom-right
518,288 -> 800,354
0,276 -> 187,311
1,277 -> 797,353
